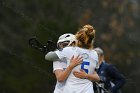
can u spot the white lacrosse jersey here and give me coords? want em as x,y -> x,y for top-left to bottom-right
55,46 -> 98,93
53,58 -> 67,93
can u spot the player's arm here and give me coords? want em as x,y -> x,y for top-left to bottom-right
106,65 -> 126,92
73,70 -> 100,82
45,47 -> 67,61
45,51 -> 59,61
45,47 -> 71,61
54,55 -> 83,82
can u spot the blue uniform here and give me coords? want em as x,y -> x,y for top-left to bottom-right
95,61 -> 125,93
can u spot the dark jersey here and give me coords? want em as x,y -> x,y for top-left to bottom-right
95,61 -> 125,93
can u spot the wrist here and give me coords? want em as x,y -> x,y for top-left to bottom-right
85,74 -> 88,79
68,65 -> 74,70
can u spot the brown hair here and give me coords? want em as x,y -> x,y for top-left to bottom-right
75,24 -> 95,49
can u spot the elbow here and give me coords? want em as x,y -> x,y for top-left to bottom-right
89,74 -> 100,82
96,75 -> 100,82
57,77 -> 65,82
58,79 -> 65,83
94,73 -> 100,82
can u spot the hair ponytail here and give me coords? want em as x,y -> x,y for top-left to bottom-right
83,25 -> 95,39
75,24 -> 95,49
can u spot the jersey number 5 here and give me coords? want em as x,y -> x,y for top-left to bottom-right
81,61 -> 90,73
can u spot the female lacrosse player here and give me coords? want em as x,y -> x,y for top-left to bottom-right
45,24 -> 100,93
53,33 -> 83,93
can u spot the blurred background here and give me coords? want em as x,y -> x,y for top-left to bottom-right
0,0 -> 140,93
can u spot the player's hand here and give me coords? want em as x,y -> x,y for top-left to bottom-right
69,55 -> 83,68
73,69 -> 87,79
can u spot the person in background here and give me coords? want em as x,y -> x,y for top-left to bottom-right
94,47 -> 126,93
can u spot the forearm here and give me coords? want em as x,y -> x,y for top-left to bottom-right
107,65 -> 126,92
86,73 -> 100,82
56,65 -> 73,82
111,78 -> 126,92
73,70 -> 100,82
55,55 -> 83,82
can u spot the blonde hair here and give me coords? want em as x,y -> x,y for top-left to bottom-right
75,24 -> 95,49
